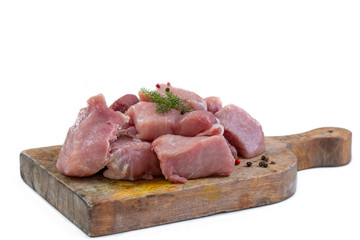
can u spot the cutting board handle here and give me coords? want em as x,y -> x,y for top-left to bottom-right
265,127 -> 352,170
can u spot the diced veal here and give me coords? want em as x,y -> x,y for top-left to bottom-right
204,96 -> 222,114
215,104 -> 265,158
56,94 -> 129,177
126,101 -> 222,141
103,136 -> 161,180
110,94 -> 139,113
139,83 -> 207,111
152,134 -> 235,183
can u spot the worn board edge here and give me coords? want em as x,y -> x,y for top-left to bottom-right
20,148 -> 297,237
265,127 -> 352,170
89,157 -> 297,236
20,152 -> 91,234
19,127 -> 352,237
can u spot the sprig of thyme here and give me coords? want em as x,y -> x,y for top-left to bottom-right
140,88 -> 193,114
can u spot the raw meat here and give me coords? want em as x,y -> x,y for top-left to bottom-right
139,83 -> 207,111
116,123 -> 138,138
152,134 -> 235,183
215,104 -> 265,158
125,102 -> 176,141
174,110 -> 220,136
225,139 -> 238,159
56,94 -> 129,177
196,118 -> 224,136
126,101 -> 221,141
204,96 -> 222,113
110,94 -> 139,113
103,137 -> 161,180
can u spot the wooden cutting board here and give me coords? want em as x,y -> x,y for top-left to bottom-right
20,127 -> 351,237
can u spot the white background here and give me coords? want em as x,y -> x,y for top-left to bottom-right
1,1 -> 359,239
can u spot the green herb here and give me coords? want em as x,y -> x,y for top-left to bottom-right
140,88 -> 193,114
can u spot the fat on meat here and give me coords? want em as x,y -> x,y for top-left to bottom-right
215,104 -> 265,158
139,83 -> 207,111
103,136 -> 161,180
204,96 -> 222,114
196,118 -> 224,136
152,134 -> 235,183
116,123 -> 138,138
110,94 -> 139,113
126,101 -> 222,141
56,94 -> 129,177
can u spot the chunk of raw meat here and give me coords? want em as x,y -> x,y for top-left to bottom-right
116,123 -> 138,138
174,110 -> 220,136
215,104 -> 265,158
204,96 -> 222,113
103,137 -> 161,180
126,102 -> 221,141
139,83 -> 207,111
110,94 -> 139,113
125,102 -> 177,141
196,118 -> 224,136
152,134 -> 235,183
224,138 -> 238,159
56,94 -> 129,177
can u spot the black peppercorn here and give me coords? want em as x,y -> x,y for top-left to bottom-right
259,161 -> 264,167
263,162 -> 268,168
261,155 -> 266,160
165,87 -> 170,92
246,162 -> 252,167
270,161 -> 275,164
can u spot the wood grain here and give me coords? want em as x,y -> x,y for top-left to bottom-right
20,127 -> 351,237
266,127 -> 351,170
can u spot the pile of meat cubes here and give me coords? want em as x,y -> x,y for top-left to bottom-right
56,84 -> 265,183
